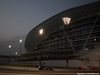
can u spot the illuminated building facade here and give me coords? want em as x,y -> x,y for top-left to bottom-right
24,1 -> 100,67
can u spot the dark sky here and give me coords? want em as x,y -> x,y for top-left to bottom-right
0,0 -> 97,41
0,0 -> 97,55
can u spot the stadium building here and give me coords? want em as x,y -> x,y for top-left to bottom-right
23,1 -> 100,68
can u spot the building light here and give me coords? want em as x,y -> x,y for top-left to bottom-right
94,38 -> 96,41
85,48 -> 88,50
93,36 -> 96,41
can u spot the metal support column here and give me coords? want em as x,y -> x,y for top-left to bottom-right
62,27 -> 77,57
80,14 -> 99,57
66,59 -> 68,67
39,49 -> 41,67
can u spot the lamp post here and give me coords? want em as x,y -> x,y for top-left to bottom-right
39,28 -> 43,67
62,17 -> 77,67
62,17 -> 71,67
8,45 -> 11,63
14,52 -> 18,61
62,17 -> 71,25
19,39 -> 22,63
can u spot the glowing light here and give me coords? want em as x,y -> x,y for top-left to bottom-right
85,48 -> 88,50
94,36 -> 96,41
94,38 -> 96,41
19,39 -> 22,43
39,29 -> 43,35
9,45 -> 11,48
62,17 -> 71,25
15,52 -> 18,55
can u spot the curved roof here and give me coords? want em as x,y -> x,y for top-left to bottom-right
25,1 -> 100,52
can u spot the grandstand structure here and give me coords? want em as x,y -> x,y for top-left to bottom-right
23,1 -> 100,67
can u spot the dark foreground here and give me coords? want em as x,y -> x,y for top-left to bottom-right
0,66 -> 100,75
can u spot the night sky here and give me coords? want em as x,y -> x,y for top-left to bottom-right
0,0 -> 97,55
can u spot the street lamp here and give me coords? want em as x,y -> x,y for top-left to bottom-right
9,45 -> 11,48
62,17 -> 77,67
15,52 -> 18,55
14,52 -> 18,62
39,28 -> 44,67
19,39 -> 22,63
62,17 -> 71,25
19,39 -> 22,43
8,45 -> 11,63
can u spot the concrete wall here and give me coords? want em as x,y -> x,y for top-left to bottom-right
22,44 -> 100,68
69,60 -> 99,68
22,60 -> 99,68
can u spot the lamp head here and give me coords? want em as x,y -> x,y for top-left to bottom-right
9,45 -> 11,48
62,17 -> 71,25
19,39 -> 22,43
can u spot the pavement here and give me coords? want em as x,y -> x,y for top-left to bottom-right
0,66 -> 38,71
0,65 -> 74,71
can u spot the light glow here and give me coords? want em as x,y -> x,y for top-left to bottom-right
62,17 -> 71,25
19,39 -> 22,43
85,48 -> 88,50
39,29 -> 43,35
94,36 -> 96,41
9,45 -> 11,48
94,38 -> 96,41
15,52 -> 18,55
